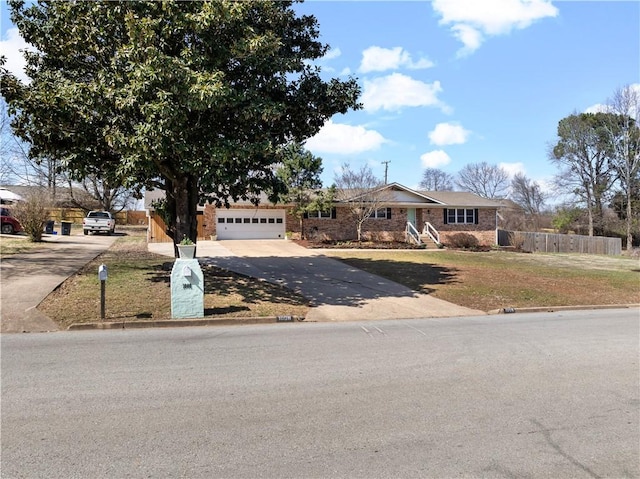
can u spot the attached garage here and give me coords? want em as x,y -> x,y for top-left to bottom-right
216,209 -> 286,240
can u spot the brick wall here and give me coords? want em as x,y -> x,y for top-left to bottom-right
423,208 -> 497,246
305,207 -> 407,242
203,204 -> 498,245
304,207 -> 496,243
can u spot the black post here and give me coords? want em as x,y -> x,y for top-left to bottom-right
100,280 -> 106,320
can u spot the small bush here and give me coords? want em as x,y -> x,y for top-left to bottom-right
12,190 -> 50,242
447,232 -> 479,249
508,231 -> 527,251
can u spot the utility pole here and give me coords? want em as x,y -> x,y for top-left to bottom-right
382,161 -> 390,184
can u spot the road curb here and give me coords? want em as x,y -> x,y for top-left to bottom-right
487,304 -> 640,315
67,315 -> 306,330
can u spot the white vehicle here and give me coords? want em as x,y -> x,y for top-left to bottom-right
83,211 -> 116,235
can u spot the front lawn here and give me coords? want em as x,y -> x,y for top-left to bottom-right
38,233 -> 309,328
324,250 -> 640,311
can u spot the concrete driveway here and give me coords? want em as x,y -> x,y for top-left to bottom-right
151,240 -> 484,321
1,233 -> 118,333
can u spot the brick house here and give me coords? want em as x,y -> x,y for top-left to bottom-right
145,183 -> 502,246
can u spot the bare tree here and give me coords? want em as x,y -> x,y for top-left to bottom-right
455,162 -> 509,199
606,85 -> 640,250
0,100 -> 26,185
1,99 -> 65,198
419,168 -> 454,191
67,175 -> 138,213
549,112 -> 617,236
510,173 -> 546,230
334,163 -> 392,241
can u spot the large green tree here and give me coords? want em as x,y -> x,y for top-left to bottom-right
549,112 -> 617,236
274,142 -> 332,239
1,1 -> 360,247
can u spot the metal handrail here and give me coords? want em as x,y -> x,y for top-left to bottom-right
423,222 -> 440,244
406,222 -> 422,245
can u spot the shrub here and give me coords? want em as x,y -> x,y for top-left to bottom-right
446,232 -> 479,249
12,189 -> 50,242
508,231 -> 527,251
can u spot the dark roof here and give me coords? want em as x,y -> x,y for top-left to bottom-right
417,190 -> 503,208
143,182 -> 503,210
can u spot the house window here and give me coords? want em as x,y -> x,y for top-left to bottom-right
370,208 -> 391,219
306,208 -> 335,219
446,208 -> 477,224
243,218 -> 251,223
307,210 -> 331,219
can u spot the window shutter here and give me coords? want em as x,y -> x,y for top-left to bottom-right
443,208 -> 448,224
387,208 -> 392,219
331,207 -> 337,219
474,209 -> 479,225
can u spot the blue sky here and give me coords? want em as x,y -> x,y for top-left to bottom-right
2,1 -> 639,195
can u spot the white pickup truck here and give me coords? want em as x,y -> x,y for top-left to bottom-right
82,211 -> 116,235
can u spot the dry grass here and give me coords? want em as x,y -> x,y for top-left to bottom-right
0,236 -> 42,255
39,233 -> 309,328
325,250 -> 640,312
37,233 -> 640,328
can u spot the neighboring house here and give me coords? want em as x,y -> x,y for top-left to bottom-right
145,183 -> 502,246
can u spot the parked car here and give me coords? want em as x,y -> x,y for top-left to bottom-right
82,211 -> 116,235
1,207 -> 22,235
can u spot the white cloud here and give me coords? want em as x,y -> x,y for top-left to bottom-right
428,122 -> 471,146
420,150 -> 452,168
451,24 -> 484,57
499,162 -> 526,177
359,46 -> 434,73
432,0 -> 558,56
323,48 -> 342,61
304,120 -> 387,155
584,103 -> 609,114
362,73 -> 450,113
0,28 -> 36,83
585,83 -> 640,115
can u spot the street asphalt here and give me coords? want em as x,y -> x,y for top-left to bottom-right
2,310 -> 638,478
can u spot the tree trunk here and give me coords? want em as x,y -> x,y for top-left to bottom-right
171,174 -> 199,257
627,190 -> 633,250
299,215 -> 304,240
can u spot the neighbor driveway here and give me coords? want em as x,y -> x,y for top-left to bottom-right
149,240 -> 484,321
1,233 -> 118,333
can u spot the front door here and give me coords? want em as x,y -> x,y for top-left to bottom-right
407,208 -> 417,228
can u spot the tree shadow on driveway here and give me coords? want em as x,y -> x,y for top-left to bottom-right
203,254 -> 459,308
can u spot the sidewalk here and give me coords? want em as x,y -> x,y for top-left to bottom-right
1,233 -> 118,333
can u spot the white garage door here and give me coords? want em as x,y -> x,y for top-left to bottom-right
216,209 -> 286,240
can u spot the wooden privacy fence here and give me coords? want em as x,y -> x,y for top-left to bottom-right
498,230 -> 622,256
148,212 -> 206,243
46,208 -> 148,225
